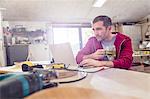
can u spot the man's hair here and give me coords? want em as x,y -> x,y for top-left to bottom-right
92,15 -> 112,27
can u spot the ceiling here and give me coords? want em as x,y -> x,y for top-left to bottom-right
0,0 -> 150,23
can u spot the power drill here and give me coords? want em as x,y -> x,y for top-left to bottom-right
0,69 -> 58,99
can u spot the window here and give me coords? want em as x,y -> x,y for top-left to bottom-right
81,28 -> 94,47
53,27 -> 80,56
52,24 -> 92,56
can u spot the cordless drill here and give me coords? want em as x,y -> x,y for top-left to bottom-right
0,69 -> 58,99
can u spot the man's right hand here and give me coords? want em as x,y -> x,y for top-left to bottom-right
83,49 -> 105,60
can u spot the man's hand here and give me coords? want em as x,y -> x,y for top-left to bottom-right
80,59 -> 101,67
80,59 -> 114,67
83,49 -> 105,60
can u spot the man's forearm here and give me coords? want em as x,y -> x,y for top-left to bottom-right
83,54 -> 93,59
99,61 -> 114,68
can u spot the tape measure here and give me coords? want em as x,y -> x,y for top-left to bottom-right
51,63 -> 65,69
21,61 -> 43,72
21,61 -> 34,67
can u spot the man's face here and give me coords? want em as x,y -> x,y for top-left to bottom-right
92,21 -> 111,41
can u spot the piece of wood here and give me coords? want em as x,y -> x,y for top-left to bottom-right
26,68 -> 150,99
26,87 -> 137,99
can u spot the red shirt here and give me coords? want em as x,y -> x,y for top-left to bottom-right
76,33 -> 133,69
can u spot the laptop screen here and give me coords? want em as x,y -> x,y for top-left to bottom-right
49,43 -> 77,66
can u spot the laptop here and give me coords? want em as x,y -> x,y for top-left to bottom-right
49,43 -> 107,71
49,43 -> 78,67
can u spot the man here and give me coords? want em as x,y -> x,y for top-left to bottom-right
76,15 -> 133,69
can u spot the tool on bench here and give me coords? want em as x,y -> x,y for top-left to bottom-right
0,68 -> 58,99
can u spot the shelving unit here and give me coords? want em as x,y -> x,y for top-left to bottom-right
132,49 -> 150,73
3,26 -> 47,46
144,25 -> 150,41
130,19 -> 150,73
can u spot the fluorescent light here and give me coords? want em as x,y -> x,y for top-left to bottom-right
0,8 -> 6,11
93,0 -> 107,7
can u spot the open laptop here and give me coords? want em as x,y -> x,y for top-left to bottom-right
49,43 -> 78,67
49,43 -> 107,72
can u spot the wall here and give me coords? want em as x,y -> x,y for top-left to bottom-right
8,21 -> 46,31
0,11 -> 6,66
112,23 -> 123,33
122,25 -> 141,50
8,21 -> 55,44
4,21 -> 54,64
140,15 -> 150,41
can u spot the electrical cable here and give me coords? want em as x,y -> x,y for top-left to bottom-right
64,64 -> 108,73
55,65 -> 109,84
58,72 -> 87,84
46,64 -> 88,84
78,67 -> 105,73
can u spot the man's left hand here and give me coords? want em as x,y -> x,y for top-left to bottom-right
80,59 -> 102,67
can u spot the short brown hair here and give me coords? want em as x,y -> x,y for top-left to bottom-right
92,15 -> 112,27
